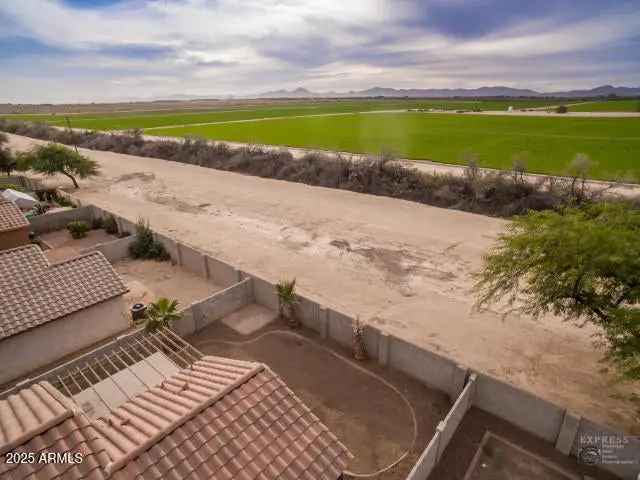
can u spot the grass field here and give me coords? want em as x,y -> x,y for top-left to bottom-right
0,98 -> 562,130
569,99 -> 640,112
147,112 -> 640,181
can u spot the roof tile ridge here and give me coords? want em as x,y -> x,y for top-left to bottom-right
126,370 -> 282,477
0,382 -> 78,456
102,361 -> 265,476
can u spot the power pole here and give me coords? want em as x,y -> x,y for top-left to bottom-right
65,116 -> 79,154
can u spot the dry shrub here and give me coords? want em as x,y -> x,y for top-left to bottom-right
1,119 -> 633,217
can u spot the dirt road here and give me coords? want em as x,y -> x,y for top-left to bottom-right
8,133 -> 638,432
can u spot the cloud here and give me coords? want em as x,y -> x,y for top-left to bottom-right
0,0 -> 639,102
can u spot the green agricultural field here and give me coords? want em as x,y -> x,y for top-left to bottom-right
569,100 -> 640,112
148,112 -> 640,181
0,98 -> 561,131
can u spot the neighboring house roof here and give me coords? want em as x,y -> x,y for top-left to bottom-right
0,200 -> 29,233
0,356 -> 353,480
0,245 -> 128,340
0,382 -> 110,480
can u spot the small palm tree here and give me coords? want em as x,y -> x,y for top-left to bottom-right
276,278 -> 299,328
353,317 -> 367,361
144,297 -> 181,333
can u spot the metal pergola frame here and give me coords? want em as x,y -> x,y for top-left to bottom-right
1,328 -> 203,416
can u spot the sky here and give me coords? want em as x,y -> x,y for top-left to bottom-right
1,0 -> 639,103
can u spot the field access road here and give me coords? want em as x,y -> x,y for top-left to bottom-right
137,108 -> 640,131
141,133 -> 640,197
8,133 -> 639,433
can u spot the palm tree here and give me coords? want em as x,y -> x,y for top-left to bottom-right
276,278 -> 299,328
144,297 -> 181,333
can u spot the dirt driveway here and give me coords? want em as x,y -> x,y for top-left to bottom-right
7,133 -> 639,433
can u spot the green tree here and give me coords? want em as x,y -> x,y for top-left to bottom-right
474,202 -> 640,379
21,143 -> 99,188
0,148 -> 15,176
0,133 -> 14,176
145,297 -> 181,333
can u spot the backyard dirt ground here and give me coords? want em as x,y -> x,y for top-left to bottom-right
189,312 -> 451,479
431,408 -> 619,480
7,133 -> 639,433
113,258 -> 221,308
40,228 -> 117,262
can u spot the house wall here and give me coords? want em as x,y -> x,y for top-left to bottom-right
0,296 -> 128,386
0,226 -> 29,251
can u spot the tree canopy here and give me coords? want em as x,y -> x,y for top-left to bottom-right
475,202 -> 640,379
19,143 -> 99,188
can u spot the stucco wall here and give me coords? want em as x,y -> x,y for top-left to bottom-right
0,296 -> 129,386
0,227 -> 30,251
29,205 -> 93,235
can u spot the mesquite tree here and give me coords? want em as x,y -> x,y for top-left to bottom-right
475,202 -> 640,379
19,143 -> 99,188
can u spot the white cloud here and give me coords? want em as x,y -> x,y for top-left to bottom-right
0,0 -> 638,102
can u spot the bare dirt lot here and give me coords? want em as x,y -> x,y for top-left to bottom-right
432,409 -> 619,480
190,313 -> 451,479
113,258 -> 221,308
7,133 -> 639,433
40,228 -> 117,262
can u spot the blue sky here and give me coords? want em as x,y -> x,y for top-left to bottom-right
1,0 -> 639,103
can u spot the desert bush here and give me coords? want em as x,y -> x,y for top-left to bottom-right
67,221 -> 89,239
129,218 -> 170,260
103,214 -> 118,234
1,119 -> 634,218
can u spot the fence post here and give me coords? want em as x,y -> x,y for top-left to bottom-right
202,254 -> 210,280
555,411 -> 581,455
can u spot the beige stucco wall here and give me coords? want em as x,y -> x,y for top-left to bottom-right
0,296 -> 129,386
0,227 -> 29,251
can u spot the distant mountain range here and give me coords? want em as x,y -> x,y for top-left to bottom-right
255,85 -> 640,99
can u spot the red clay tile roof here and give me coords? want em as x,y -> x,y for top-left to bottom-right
0,200 -> 29,233
0,382 -> 110,480
0,245 -> 128,341
0,356 -> 353,480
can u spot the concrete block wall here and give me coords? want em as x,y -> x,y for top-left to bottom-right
473,372 -> 565,443
205,255 -> 240,287
406,431 -> 440,480
247,273 -> 279,311
407,375 -> 477,480
173,307 -> 197,337
327,308 -> 354,348
79,235 -> 137,263
190,278 -> 254,331
153,233 -> 179,263
439,374 -> 476,448
296,294 -> 323,333
118,217 -> 137,235
29,205 -> 93,234
180,243 -> 206,277
388,335 -> 467,399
